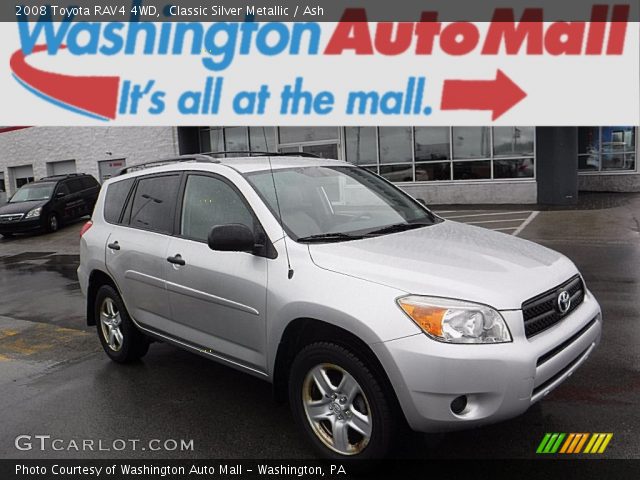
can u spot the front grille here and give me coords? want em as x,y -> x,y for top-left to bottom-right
0,214 -> 24,223
522,275 -> 584,338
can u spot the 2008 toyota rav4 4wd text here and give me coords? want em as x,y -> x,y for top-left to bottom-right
78,154 -> 602,459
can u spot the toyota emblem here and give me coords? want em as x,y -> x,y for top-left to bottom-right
557,290 -> 571,314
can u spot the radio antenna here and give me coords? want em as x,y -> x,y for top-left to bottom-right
267,155 -> 294,279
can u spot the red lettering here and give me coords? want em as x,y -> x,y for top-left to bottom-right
545,22 -> 586,55
374,23 -> 414,55
414,12 -> 441,54
607,5 -> 629,54
482,9 -> 544,54
324,9 -> 373,55
440,22 -> 480,55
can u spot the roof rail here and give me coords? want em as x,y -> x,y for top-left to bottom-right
40,173 -> 84,180
119,154 -> 218,175
206,150 -> 321,159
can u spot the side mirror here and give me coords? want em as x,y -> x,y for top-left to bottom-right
207,224 -> 255,253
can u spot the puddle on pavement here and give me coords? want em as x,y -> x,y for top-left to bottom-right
0,252 -> 80,283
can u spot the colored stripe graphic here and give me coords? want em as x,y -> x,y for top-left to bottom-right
10,45 -> 120,120
536,433 -> 565,453
537,433 -> 613,454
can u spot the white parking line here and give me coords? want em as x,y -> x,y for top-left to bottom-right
513,211 -> 539,236
467,218 -> 529,225
442,211 -> 533,219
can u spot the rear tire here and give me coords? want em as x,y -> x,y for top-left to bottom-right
289,342 -> 397,459
95,285 -> 150,363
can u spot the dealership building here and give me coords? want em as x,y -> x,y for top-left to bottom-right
0,126 -> 637,205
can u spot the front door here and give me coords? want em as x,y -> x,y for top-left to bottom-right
164,173 -> 268,371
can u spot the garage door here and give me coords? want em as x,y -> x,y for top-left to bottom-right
47,160 -> 76,176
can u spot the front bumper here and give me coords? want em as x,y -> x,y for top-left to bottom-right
372,289 -> 602,432
0,218 -> 44,234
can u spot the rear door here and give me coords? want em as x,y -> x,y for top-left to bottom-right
164,172 -> 269,371
64,177 -> 86,219
105,173 -> 181,331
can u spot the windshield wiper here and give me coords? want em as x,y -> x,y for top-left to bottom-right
365,222 -> 431,236
297,232 -> 364,243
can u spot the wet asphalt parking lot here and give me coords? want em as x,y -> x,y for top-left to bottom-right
0,194 -> 638,460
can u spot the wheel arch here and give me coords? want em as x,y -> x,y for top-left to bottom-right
272,318 -> 406,426
86,269 -> 119,326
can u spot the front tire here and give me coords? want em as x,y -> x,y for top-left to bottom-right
289,342 -> 396,459
46,213 -> 59,233
95,285 -> 150,363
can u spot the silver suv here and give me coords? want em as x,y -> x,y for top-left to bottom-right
78,154 -> 602,459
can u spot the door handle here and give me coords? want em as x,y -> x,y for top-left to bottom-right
167,254 -> 186,266
107,241 -> 120,251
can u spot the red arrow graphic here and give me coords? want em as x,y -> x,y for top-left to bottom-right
441,70 -> 527,121
10,45 -> 120,120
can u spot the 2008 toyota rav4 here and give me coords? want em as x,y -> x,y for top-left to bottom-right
78,154 -> 602,459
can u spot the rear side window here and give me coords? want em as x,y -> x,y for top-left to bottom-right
104,178 -> 134,224
81,176 -> 98,189
68,178 -> 84,193
128,174 -> 180,233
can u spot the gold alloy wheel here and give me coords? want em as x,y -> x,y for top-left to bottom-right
302,363 -> 373,455
99,297 -> 124,352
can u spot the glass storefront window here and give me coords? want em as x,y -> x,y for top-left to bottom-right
224,127 -> 248,155
494,159 -> 535,179
452,127 -> 491,159
379,127 -> 412,164
414,127 -> 450,161
249,127 -> 276,152
380,164 -> 413,182
578,127 -> 599,154
415,162 -> 451,181
453,160 -> 491,180
278,127 -> 339,144
579,126 -> 637,172
493,127 -> 534,157
199,127 -> 224,154
345,127 -> 377,165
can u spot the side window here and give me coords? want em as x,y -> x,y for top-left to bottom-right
67,178 -> 84,193
81,176 -> 98,189
104,178 -> 134,224
56,182 -> 70,197
128,174 -> 180,233
180,175 -> 254,242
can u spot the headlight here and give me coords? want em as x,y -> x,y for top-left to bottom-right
25,207 -> 42,219
397,295 -> 511,344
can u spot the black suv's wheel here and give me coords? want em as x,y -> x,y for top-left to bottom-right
46,213 -> 59,233
95,285 -> 150,363
289,342 -> 396,459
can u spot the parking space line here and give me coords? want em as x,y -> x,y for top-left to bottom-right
467,218 -> 529,225
442,211 -> 533,219
494,227 -> 518,232
513,211 -> 539,236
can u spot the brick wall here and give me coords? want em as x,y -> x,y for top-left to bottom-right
0,127 -> 179,195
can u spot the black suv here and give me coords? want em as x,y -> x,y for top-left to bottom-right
0,173 -> 100,237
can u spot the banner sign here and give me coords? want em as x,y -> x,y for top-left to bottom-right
0,1 -> 638,125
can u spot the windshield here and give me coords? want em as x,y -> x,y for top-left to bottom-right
9,183 -> 55,203
245,166 -> 438,242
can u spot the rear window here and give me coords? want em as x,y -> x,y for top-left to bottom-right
104,178 -> 134,224
81,176 -> 98,189
127,174 -> 180,233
